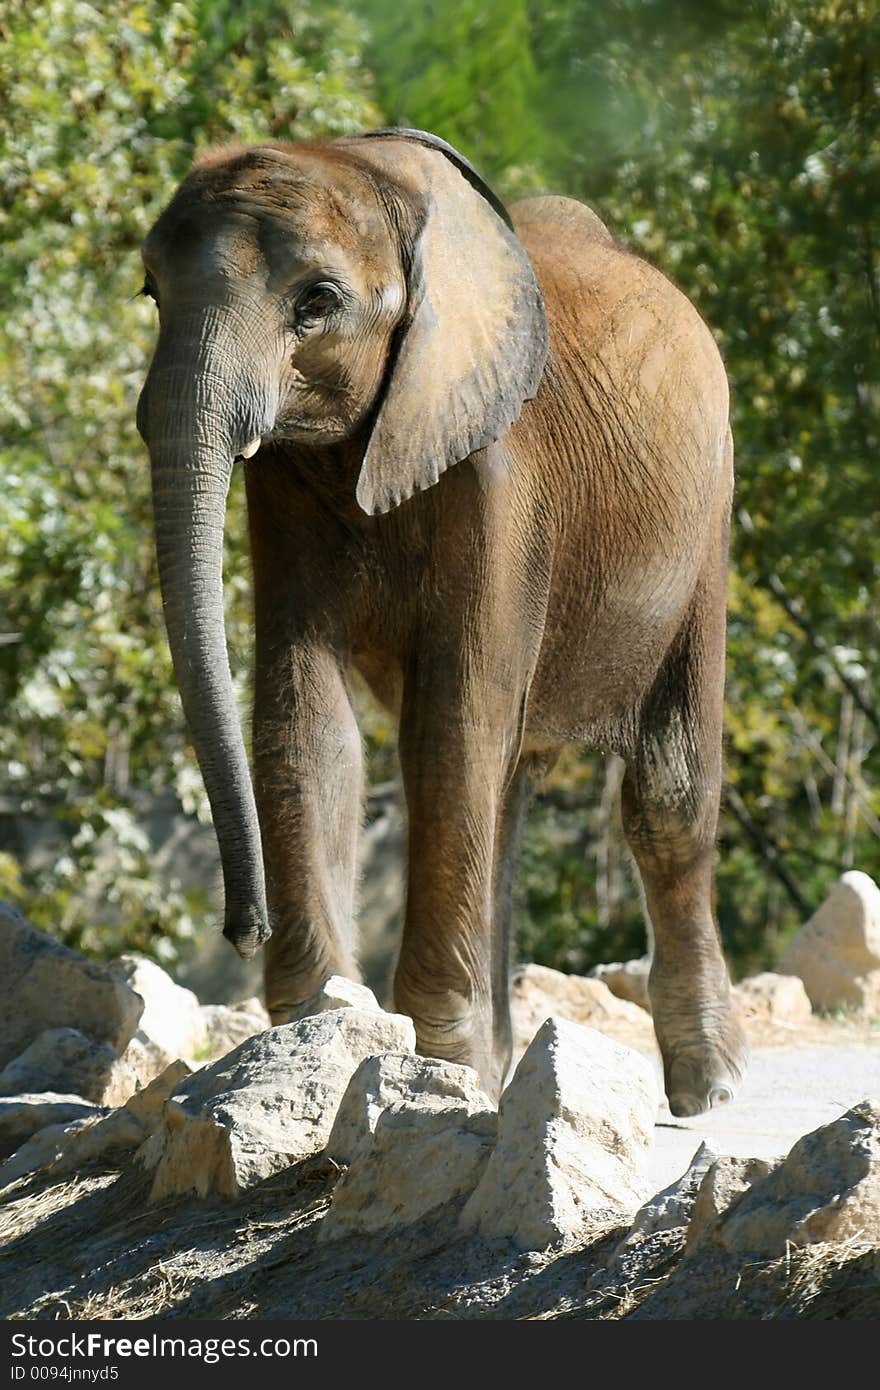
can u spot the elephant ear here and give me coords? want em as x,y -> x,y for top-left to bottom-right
347,131 -> 549,516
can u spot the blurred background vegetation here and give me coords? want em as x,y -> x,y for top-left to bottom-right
1,0 -> 878,984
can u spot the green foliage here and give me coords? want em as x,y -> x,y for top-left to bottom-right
0,0 -> 377,962
352,0 -> 545,191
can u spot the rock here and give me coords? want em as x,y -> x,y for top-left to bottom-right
125,1059 -> 193,1129
732,972 -> 812,1026
0,1094 -> 105,1159
588,958 -> 652,1012
685,1154 -> 778,1250
460,1017 -> 659,1250
702,1101 -> 880,1257
0,1112 -> 141,1189
121,1036 -> 172,1091
110,954 -> 207,1066
327,1053 -> 495,1166
780,871 -> 880,1014
289,976 -> 382,1020
0,1027 -> 138,1107
0,1118 -> 95,1188
510,963 -> 656,1057
0,1059 -> 194,1189
321,1054 -> 496,1240
200,998 -> 270,1060
0,903 -> 143,1066
618,1142 -> 718,1249
143,1008 -> 417,1201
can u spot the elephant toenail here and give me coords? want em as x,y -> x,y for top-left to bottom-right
709,1085 -> 733,1108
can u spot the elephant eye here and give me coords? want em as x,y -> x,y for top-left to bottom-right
139,275 -> 159,307
293,281 -> 343,325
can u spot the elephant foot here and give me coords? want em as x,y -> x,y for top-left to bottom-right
663,1043 -> 747,1117
653,995 -> 749,1118
264,943 -> 361,1026
395,984 -> 506,1101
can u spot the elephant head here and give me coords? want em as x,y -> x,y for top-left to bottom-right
136,129 -> 548,958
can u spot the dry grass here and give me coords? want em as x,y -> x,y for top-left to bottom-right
0,1172 -> 116,1247
39,1262 -> 198,1322
770,1237 -> 880,1318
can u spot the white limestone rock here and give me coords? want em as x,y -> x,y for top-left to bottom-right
685,1154 -> 779,1250
588,958 -> 652,1012
321,1053 -> 496,1239
701,1101 -> 880,1256
0,1093 -> 105,1159
143,1008 -> 417,1200
732,973 -> 812,1026
125,1059 -> 194,1129
460,1017 -> 659,1250
510,963 -> 655,1057
0,902 -> 143,1065
0,1027 -> 138,1106
289,976 -> 382,1021
200,998 -> 270,1060
0,1058 -> 194,1189
111,954 -> 207,1069
0,1113 -> 139,1189
619,1142 -> 719,1250
780,871 -> 880,1014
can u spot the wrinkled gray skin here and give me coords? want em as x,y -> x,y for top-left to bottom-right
137,129 -> 747,1111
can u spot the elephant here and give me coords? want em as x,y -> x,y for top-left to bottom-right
137,126 -> 747,1113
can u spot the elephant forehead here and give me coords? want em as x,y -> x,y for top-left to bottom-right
256,212 -> 398,296
144,147 -> 400,292
143,205 -> 264,279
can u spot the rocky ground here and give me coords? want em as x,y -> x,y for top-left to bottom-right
1,870 -> 878,1321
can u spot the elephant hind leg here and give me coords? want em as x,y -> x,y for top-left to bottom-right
621,577 -> 747,1117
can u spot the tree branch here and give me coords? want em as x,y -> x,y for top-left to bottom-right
723,785 -> 813,916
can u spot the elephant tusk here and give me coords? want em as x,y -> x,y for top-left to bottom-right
239,437 -> 261,459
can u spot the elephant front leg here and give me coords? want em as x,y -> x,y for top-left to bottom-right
253,642 -> 363,1022
395,693 -> 527,1101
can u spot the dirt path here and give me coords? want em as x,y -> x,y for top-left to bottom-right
650,1038 -> 880,1189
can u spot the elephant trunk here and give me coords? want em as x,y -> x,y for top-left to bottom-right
140,312 -> 274,958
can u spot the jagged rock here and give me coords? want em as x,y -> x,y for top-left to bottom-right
510,963 -> 655,1056
321,1054 -> 496,1240
700,1101 -> 880,1256
0,1028 -> 138,1107
685,1154 -> 778,1250
0,903 -> 143,1066
617,1142 -> 718,1250
780,871 -> 880,1014
200,998 -> 270,1060
0,1113 -> 139,1189
460,1018 -> 658,1250
589,958 -> 652,1012
290,976 -> 382,1020
125,1059 -> 193,1129
121,1037 -> 172,1091
143,1008 -> 417,1201
732,973 -> 812,1026
111,954 -> 207,1068
0,1059 -> 194,1189
0,1094 -> 105,1159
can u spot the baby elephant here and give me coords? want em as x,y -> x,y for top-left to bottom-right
137,127 -> 747,1112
